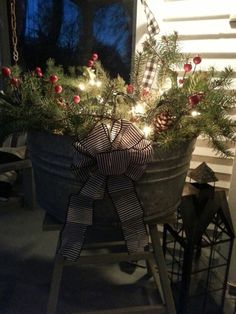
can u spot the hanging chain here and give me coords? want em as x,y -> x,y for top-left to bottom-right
10,0 -> 19,64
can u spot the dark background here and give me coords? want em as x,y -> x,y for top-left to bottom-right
9,0 -> 135,82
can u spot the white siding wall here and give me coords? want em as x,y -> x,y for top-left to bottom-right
136,0 -> 236,281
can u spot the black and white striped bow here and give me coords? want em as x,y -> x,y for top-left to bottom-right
58,120 -> 153,261
141,0 -> 160,89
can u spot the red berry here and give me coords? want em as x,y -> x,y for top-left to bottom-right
36,71 -> 43,78
73,95 -> 81,104
179,78 -> 184,85
87,60 -> 94,67
50,74 -> 58,84
35,67 -> 42,73
35,67 -> 43,77
1,67 -> 11,77
142,88 -> 150,97
126,84 -> 134,94
10,77 -> 19,87
184,63 -> 192,72
92,53 -> 98,61
54,85 -> 63,94
188,94 -> 200,108
193,55 -> 202,65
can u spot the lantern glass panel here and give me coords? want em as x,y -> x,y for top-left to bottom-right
163,189 -> 234,314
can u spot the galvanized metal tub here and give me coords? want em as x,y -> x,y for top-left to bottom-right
27,132 -> 195,223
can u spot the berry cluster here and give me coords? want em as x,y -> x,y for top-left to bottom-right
1,52 -> 99,108
179,55 -> 203,109
87,53 -> 98,68
1,66 -> 20,87
1,55 -> 109,105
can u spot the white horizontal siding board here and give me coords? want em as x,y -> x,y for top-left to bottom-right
191,155 -> 234,167
162,0 -> 234,18
225,81 -> 236,90
179,34 -> 236,40
189,164 -> 232,178
179,59 -> 236,70
177,72 -> 236,80
178,39 -> 236,53
205,180 -> 230,189
188,168 -> 231,183
192,146 -> 235,157
163,20 -> 236,35
230,115 -> 236,121
194,136 -> 235,149
190,161 -> 233,175
163,15 -> 229,22
215,173 -> 232,182
185,176 -> 231,189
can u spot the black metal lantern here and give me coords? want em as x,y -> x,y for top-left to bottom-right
188,161 -> 218,201
163,163 -> 235,314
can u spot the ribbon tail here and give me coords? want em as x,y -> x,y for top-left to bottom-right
108,176 -> 149,253
57,193 -> 93,261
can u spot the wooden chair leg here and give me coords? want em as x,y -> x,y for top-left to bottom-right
147,257 -> 165,304
47,254 -> 65,314
149,224 -> 177,314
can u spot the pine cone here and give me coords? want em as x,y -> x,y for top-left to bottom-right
152,111 -> 174,133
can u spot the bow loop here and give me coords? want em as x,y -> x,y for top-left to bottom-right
112,120 -> 144,150
79,124 -> 111,156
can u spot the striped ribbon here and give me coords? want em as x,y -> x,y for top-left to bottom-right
57,120 -> 153,261
141,0 -> 160,89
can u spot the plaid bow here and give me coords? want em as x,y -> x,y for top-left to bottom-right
141,0 -> 160,89
141,0 -> 160,37
58,120 -> 153,261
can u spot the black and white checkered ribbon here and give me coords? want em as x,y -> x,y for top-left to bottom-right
141,0 -> 160,89
57,120 -> 153,261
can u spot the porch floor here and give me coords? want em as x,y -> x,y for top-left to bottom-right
0,199 -> 235,314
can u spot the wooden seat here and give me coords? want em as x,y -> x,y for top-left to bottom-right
0,135 -> 36,209
43,213 -> 176,314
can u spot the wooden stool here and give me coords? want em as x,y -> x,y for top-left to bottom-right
43,213 -> 176,314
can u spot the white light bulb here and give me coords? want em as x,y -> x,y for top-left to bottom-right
78,83 -> 85,91
97,95 -> 104,103
89,79 -> 96,86
191,110 -> 201,117
143,125 -> 153,138
133,102 -> 146,115
95,80 -> 102,87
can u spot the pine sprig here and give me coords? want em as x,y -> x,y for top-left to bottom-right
1,36 -> 236,157
128,32 -> 236,156
131,50 -> 149,93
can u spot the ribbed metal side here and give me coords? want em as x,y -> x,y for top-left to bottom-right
27,132 -> 195,223
137,141 -> 195,222
27,132 -> 79,221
